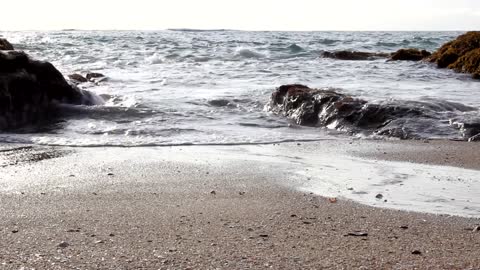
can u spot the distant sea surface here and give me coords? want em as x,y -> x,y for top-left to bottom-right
0,30 -> 478,146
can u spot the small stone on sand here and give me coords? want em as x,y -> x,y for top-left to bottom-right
57,241 -> 70,248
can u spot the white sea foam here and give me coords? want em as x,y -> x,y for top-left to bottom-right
235,47 -> 265,59
0,30 -> 477,147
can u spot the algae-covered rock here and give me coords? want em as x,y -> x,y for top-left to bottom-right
390,49 -> 431,61
429,31 -> 480,78
449,48 -> 480,76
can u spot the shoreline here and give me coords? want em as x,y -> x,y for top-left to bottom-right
0,139 -> 479,268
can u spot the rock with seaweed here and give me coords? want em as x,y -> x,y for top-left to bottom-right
429,31 -> 480,78
389,49 -> 431,61
0,51 -> 101,130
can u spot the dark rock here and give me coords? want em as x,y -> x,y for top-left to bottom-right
267,84 -> 424,139
86,72 -> 105,81
345,231 -> 368,237
411,250 -> 422,255
208,99 -> 230,107
429,31 -> 480,78
0,38 -> 14,50
57,241 -> 70,248
451,121 -> 480,141
390,49 -> 431,61
375,194 -> 384,199
321,50 -> 390,61
0,51 -> 101,130
68,73 -> 88,83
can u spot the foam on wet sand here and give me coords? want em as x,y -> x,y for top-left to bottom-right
0,140 -> 479,268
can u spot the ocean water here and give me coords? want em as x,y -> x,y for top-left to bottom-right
1,30 -> 479,146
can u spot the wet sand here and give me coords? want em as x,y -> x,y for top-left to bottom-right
0,140 -> 479,269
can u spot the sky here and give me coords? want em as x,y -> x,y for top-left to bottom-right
2,0 -> 480,31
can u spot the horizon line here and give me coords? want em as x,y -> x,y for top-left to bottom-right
0,28 -> 472,32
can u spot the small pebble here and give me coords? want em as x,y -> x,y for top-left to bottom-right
57,241 -> 69,248
375,194 -> 383,199
411,250 -> 422,255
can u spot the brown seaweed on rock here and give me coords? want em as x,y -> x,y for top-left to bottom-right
429,31 -> 480,78
389,49 -> 431,61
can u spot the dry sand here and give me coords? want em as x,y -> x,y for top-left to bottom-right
0,140 -> 479,269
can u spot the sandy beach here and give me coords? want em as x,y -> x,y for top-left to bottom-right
0,140 -> 479,269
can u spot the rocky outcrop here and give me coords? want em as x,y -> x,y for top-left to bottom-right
268,84 -> 421,132
429,31 -> 480,78
321,49 -> 432,62
0,51 -> 100,130
0,38 -> 14,50
267,84 -> 480,140
390,49 -> 431,61
320,51 -> 390,61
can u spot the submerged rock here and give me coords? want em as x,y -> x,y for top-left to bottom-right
0,51 -> 100,130
267,84 -> 479,140
390,49 -> 431,61
86,72 -> 105,81
320,51 -> 390,61
68,73 -> 88,83
0,38 -> 14,50
321,49 -> 432,62
429,31 -> 480,78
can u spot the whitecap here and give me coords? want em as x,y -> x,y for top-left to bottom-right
235,48 -> 265,59
146,53 -> 164,64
